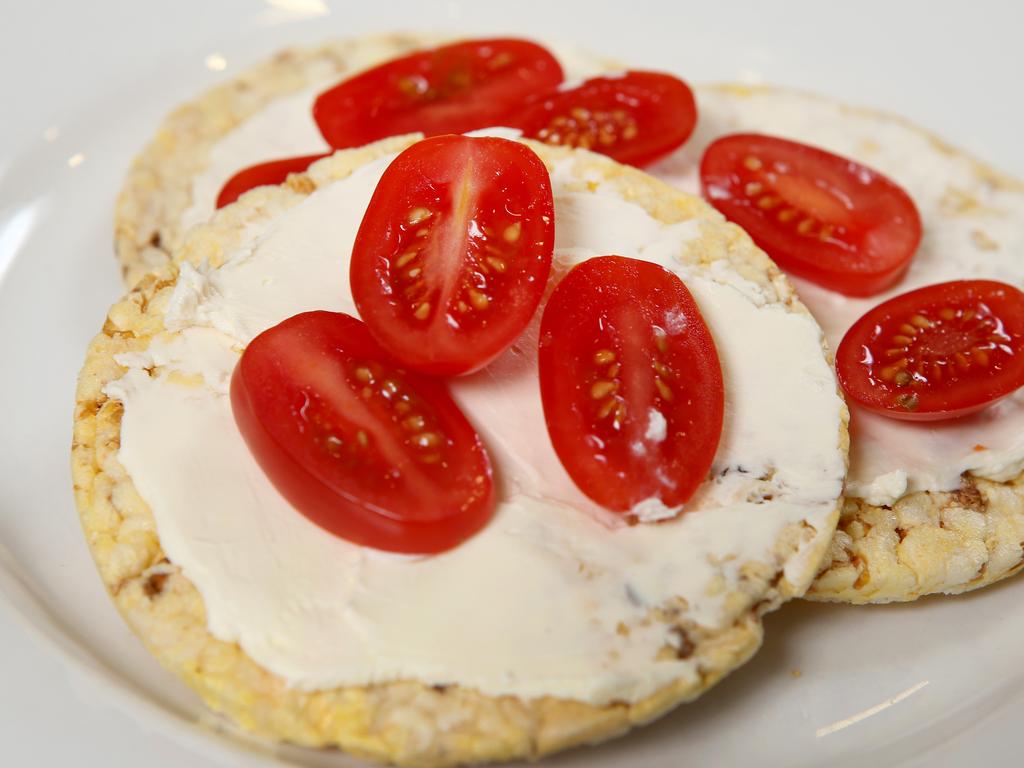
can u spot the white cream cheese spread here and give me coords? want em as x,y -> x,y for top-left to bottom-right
105,146 -> 845,702
652,88 -> 1024,505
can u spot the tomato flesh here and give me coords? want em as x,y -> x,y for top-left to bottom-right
511,71 -> 697,167
231,311 -> 495,553
216,152 -> 332,209
538,256 -> 724,514
351,134 -> 554,376
700,134 -> 922,296
313,38 -> 564,149
836,280 -> 1024,421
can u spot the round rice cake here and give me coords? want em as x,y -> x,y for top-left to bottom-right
76,136 -> 847,765
113,34 -> 614,287
652,84 -> 1024,603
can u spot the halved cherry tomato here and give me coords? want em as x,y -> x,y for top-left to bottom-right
313,38 -> 563,149
511,71 -> 697,167
216,152 -> 332,209
231,311 -> 495,553
836,280 -> 1024,421
538,256 -> 724,514
351,134 -> 554,376
700,134 -> 922,296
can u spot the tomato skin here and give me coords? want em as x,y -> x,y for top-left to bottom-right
313,38 -> 564,149
538,256 -> 724,514
512,71 -> 697,167
231,311 -> 495,553
700,134 -> 922,296
351,134 -> 554,376
837,280 -> 1024,421
216,152 -> 332,209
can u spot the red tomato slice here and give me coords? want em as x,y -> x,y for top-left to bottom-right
216,152 -> 332,209
836,280 -> 1024,421
511,71 -> 697,167
700,134 -> 922,296
231,311 -> 495,553
538,256 -> 724,514
351,134 -> 554,376
313,38 -> 564,149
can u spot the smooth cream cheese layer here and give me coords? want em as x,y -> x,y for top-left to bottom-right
105,147 -> 845,702
652,88 -> 1024,505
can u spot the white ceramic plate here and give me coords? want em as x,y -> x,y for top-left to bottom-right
2,1 -> 1023,765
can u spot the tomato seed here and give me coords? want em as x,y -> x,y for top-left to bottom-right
880,360 -> 907,380
597,397 -> 618,419
403,415 -> 425,431
468,289 -> 490,310
407,207 -> 432,225
414,302 -> 431,320
488,51 -> 513,69
655,377 -> 673,401
396,251 -> 418,268
743,155 -> 762,171
397,76 -> 425,95
591,380 -> 618,399
911,314 -> 932,329
897,392 -> 920,411
416,432 -> 442,448
593,349 -> 616,365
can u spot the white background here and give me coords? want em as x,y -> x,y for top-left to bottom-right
1,1 -> 1023,766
